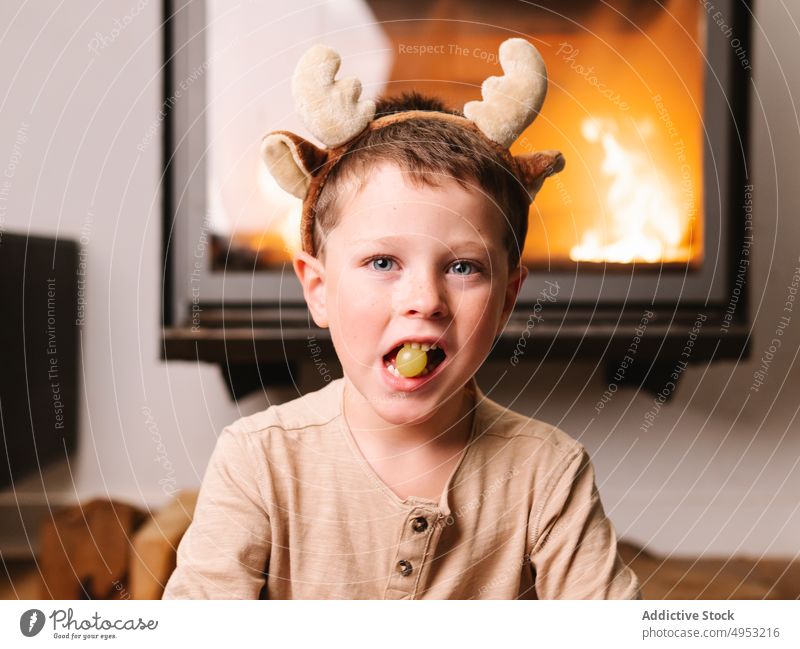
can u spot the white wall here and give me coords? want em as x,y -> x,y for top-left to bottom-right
0,1 -> 270,514
0,1 -> 797,558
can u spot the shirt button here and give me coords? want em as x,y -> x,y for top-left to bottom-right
396,560 -> 413,576
411,516 -> 428,533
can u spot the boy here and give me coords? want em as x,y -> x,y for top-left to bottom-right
163,39 -> 642,600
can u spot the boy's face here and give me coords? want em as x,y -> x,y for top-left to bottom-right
293,162 -> 527,426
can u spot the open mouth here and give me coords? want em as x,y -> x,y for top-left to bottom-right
382,342 -> 448,379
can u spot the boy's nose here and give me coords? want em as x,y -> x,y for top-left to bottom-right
397,271 -> 449,319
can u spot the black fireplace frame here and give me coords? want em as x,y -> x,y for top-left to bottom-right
161,0 -> 753,399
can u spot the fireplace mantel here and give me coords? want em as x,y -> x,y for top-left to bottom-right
162,304 -> 749,400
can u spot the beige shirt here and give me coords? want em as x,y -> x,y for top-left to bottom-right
162,376 -> 641,600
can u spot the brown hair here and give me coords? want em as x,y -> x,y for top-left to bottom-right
311,92 -> 530,270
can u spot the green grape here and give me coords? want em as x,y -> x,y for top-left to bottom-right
395,344 -> 428,377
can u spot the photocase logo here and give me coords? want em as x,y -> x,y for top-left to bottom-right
20,609 -> 45,637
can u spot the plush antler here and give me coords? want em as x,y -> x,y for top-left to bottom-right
463,38 -> 548,148
291,44 -> 376,148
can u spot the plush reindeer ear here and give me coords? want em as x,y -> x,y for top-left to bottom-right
261,131 -> 328,199
515,150 -> 566,200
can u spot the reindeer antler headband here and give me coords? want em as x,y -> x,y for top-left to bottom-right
261,37 -> 565,257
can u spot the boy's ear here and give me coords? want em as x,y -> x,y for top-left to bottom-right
292,250 -> 328,328
497,263 -> 529,337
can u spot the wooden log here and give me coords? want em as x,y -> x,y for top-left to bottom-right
130,490 -> 198,600
38,499 -> 148,599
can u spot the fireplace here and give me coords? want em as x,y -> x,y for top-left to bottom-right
162,0 -> 752,398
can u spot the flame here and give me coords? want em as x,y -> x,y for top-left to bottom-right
276,203 -> 302,255
570,118 -> 692,264
250,163 -> 302,260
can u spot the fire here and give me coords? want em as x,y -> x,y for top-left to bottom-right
254,163 -> 303,260
570,118 -> 693,264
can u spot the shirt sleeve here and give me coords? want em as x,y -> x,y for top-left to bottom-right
528,445 -> 642,600
162,428 -> 271,599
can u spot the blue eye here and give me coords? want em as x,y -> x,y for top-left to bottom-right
450,260 -> 476,275
365,256 -> 481,275
370,256 -> 395,271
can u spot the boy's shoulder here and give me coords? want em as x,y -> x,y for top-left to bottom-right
224,377 -> 344,438
475,391 -> 584,459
